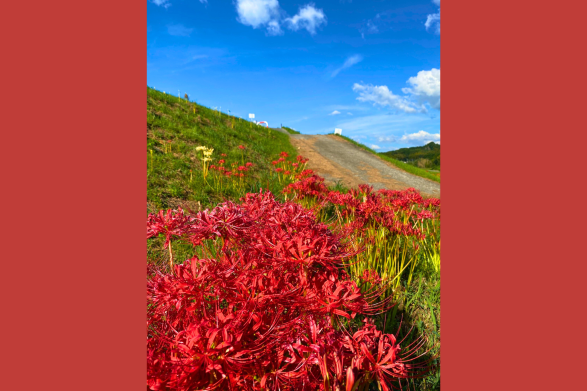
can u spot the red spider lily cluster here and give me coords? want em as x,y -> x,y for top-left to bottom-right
271,152 -> 311,184
284,177 -> 440,240
283,176 -> 441,290
207,159 -> 255,191
147,190 -> 431,390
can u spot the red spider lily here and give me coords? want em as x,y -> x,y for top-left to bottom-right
271,161 -> 278,165
280,151 -> 289,157
361,270 -> 382,285
237,166 -> 247,171
221,153 -> 227,157
238,145 -> 245,150
416,210 -> 434,220
295,169 -> 315,180
246,162 -> 253,167
147,208 -> 196,272
147,207 -> 194,248
276,168 -> 283,172
284,170 -> 291,175
240,173 -> 244,178
283,174 -> 329,200
218,159 -> 225,165
147,191 -> 432,390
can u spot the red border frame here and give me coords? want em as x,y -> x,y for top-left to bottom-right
443,1 -> 586,390
3,0 -> 145,389
4,0 -> 587,389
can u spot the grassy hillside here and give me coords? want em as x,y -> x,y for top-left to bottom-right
380,142 -> 440,171
332,134 -> 440,183
147,87 -> 297,211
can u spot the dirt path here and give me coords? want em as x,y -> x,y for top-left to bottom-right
280,132 -> 440,198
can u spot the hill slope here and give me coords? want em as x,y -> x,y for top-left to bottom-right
380,142 -> 440,170
147,87 -> 297,211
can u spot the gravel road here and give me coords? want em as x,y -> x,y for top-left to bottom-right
272,129 -> 440,198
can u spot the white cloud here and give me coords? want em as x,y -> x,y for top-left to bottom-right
329,110 -> 341,115
426,0 -> 440,34
425,13 -> 440,34
402,68 -> 440,109
331,54 -> 363,78
284,4 -> 327,35
353,83 -> 425,113
353,68 -> 440,113
235,1 -> 326,36
235,0 -> 281,29
267,20 -> 283,35
399,130 -> 440,145
167,24 -> 194,37
152,0 -> 171,8
347,112 -> 353,115
370,144 -> 381,150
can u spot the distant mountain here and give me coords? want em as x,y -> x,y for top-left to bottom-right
379,142 -> 440,170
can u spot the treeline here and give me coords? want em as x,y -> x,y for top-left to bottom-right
380,142 -> 440,170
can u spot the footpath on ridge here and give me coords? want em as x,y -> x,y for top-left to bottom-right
272,128 -> 440,198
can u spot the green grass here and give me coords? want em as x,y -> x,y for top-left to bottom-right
147,87 -> 298,211
282,126 -> 300,134
332,134 -> 441,184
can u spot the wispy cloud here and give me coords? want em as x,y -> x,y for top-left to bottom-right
324,104 -> 369,112
399,130 -> 440,144
152,0 -> 171,8
425,0 -> 440,34
353,83 -> 425,113
329,110 -> 341,115
377,136 -> 396,142
331,54 -> 363,78
167,24 -> 194,37
315,113 -> 432,136
147,46 -> 231,73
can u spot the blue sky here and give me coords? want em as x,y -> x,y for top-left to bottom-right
147,0 -> 440,152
